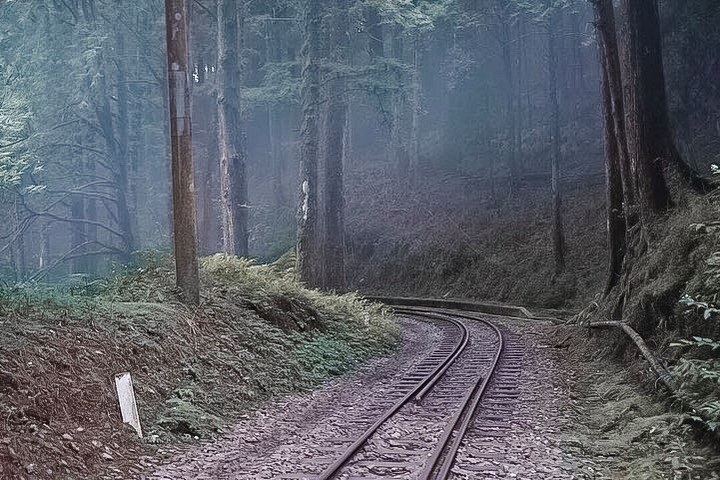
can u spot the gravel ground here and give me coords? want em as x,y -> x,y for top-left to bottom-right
141,315 -> 718,480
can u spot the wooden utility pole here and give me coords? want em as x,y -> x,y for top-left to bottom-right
164,0 -> 200,304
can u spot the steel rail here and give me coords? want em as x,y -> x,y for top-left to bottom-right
413,310 -> 505,480
315,313 -> 469,480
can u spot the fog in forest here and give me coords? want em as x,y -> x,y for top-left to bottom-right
0,0 -> 717,307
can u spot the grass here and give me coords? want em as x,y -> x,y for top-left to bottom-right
0,252 -> 401,479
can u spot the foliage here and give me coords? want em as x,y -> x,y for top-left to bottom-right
0,250 -> 401,457
365,0 -> 453,32
670,235 -> 720,432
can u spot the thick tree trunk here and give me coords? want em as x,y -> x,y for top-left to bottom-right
297,0 -> 322,287
620,0 -> 677,217
323,0 -> 349,291
548,16 -> 565,275
217,0 -> 249,257
165,0 -> 200,305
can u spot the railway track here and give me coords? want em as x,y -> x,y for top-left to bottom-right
310,307 -> 523,480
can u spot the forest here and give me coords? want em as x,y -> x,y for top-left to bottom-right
1,0 -> 720,479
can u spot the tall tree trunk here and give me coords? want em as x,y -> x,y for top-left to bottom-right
548,14 -> 565,275
165,0 -> 200,305
516,14 -> 525,175
500,14 -> 519,192
115,32 -> 135,260
297,0 -> 322,286
323,0 -> 349,290
409,35 -> 421,183
96,67 -> 133,263
217,0 -> 249,257
265,20 -> 286,208
599,38 -> 627,294
591,0 -> 631,292
390,30 -> 409,178
619,0 -> 675,217
593,0 -> 634,221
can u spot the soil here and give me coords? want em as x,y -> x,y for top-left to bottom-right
0,272 -> 399,480
140,316 -> 719,480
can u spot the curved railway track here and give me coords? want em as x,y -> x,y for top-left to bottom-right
314,307 -> 522,480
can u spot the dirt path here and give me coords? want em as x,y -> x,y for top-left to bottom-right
140,317 -> 718,480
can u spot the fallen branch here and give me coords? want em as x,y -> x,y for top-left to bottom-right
587,320 -> 677,392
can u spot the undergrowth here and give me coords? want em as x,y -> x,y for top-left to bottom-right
0,252 -> 400,478
671,240 -> 720,432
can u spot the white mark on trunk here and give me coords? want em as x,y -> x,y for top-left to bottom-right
301,180 -> 309,221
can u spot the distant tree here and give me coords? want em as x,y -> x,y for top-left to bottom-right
217,0 -> 249,257
165,0 -> 200,304
514,0 -> 573,275
546,5 -> 565,274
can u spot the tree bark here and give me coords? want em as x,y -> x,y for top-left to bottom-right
297,0 -> 322,287
620,0 -> 678,217
217,0 -> 249,257
591,0 -> 630,293
323,0 -> 349,291
165,0 -> 200,305
599,37 -> 627,294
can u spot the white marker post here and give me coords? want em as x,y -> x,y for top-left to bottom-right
114,372 -> 143,438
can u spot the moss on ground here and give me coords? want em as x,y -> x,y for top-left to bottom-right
0,253 -> 400,479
